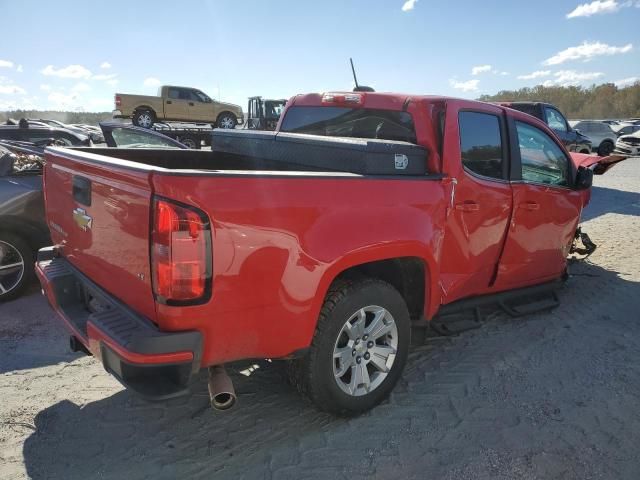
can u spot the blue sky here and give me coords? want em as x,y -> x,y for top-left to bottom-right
1,0 -> 639,112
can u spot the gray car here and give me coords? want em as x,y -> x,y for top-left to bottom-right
0,146 -> 49,301
569,120 -> 617,156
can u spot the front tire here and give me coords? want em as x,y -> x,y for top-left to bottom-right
598,140 -> 614,156
217,112 -> 237,129
291,278 -> 410,415
132,109 -> 155,128
0,232 -> 33,302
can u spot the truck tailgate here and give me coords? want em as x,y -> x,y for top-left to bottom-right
44,148 -> 157,320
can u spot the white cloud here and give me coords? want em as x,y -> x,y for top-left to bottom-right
16,65 -> 23,73
499,71 -> 510,76
614,76 -> 639,87
92,73 -> 117,81
0,60 -> 14,68
543,41 -> 633,65
41,64 -> 92,79
143,77 -> 161,87
401,0 -> 418,11
71,82 -> 91,93
449,78 -> 479,92
100,61 -> 112,69
542,70 -> 604,86
517,70 -> 552,80
567,0 -> 619,18
0,84 -> 26,94
107,79 -> 119,87
87,97 -> 112,109
40,84 -> 51,91
48,91 -> 78,107
471,65 -> 492,75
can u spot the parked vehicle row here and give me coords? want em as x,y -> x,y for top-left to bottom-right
35,90 -> 626,415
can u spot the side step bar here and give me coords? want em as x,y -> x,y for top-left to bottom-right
415,279 -> 564,336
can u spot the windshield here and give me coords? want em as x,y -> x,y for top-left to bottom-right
280,106 -> 417,143
110,127 -> 182,149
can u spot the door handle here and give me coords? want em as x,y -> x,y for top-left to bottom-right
520,201 -> 540,211
166,100 -> 172,104
455,201 -> 479,212
188,102 -> 194,106
72,175 -> 91,206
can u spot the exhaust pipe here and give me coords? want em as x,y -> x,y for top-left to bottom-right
208,365 -> 236,411
69,336 -> 92,356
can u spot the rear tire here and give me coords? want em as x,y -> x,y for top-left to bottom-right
217,112 -> 237,129
132,109 -> 155,129
598,140 -> 614,156
290,278 -> 411,416
0,232 -> 34,302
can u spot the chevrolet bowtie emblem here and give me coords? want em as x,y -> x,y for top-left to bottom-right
73,207 -> 93,231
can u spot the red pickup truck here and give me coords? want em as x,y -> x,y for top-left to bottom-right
36,91 -> 623,415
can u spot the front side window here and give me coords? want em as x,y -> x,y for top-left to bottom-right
545,108 -> 567,132
168,88 -> 180,99
516,121 -> 570,187
458,111 -> 504,179
279,106 -> 417,143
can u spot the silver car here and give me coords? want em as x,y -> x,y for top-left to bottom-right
611,123 -> 640,138
615,131 -> 640,156
569,120 -> 617,156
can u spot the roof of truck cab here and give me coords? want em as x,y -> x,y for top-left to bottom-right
289,91 -> 503,109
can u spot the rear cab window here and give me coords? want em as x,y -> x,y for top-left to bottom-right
458,111 -> 505,180
279,106 -> 417,144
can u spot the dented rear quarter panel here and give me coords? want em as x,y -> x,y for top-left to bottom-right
150,172 -> 447,366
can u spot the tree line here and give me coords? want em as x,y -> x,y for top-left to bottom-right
2,81 -> 640,123
0,110 -> 112,125
479,82 -> 640,120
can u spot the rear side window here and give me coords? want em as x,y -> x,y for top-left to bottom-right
458,111 -> 504,180
280,106 -> 417,143
516,121 -> 569,187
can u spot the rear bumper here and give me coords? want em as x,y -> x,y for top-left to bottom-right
35,247 -> 202,400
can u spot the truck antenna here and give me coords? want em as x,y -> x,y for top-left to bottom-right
350,58 -> 375,93
350,58 -> 360,90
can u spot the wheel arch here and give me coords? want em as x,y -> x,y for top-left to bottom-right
133,105 -> 156,116
0,215 -> 50,252
216,110 -> 237,123
312,246 -> 440,335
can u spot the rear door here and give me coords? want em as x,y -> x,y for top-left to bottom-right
439,105 -> 513,303
494,118 -> 582,290
44,148 -> 157,320
164,87 -> 191,121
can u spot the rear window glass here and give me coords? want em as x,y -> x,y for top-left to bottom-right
280,106 -> 417,144
508,103 -> 540,119
458,111 -> 504,180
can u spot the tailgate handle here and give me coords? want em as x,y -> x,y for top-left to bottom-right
73,176 -> 92,206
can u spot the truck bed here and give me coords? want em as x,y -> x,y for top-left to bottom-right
72,130 -> 430,176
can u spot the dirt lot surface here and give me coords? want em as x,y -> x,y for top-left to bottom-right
1,159 -> 639,480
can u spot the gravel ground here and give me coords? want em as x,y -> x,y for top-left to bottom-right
1,158 -> 639,480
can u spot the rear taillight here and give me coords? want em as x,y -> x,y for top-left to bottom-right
151,197 -> 212,304
115,95 -> 121,107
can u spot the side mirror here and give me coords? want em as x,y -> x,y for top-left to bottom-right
575,166 -> 593,190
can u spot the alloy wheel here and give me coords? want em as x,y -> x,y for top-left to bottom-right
332,305 -> 398,397
0,240 -> 25,297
